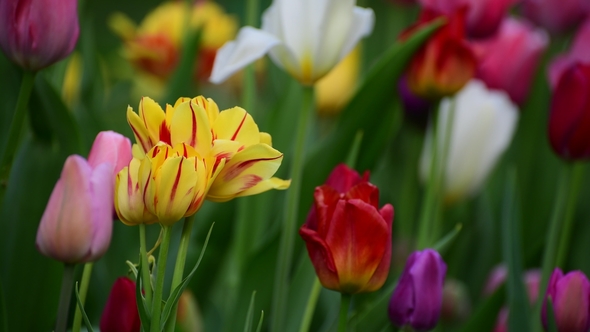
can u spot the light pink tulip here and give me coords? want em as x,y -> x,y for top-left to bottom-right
521,0 -> 589,34
418,0 -> 517,38
472,18 -> 549,105
36,155 -> 114,263
548,19 -> 590,89
0,0 -> 79,71
88,131 -> 132,182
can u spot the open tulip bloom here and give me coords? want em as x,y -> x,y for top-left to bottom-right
209,0 -> 375,85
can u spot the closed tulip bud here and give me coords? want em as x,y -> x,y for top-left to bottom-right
521,0 -> 589,34
419,0 -> 517,38
100,277 -> 141,332
36,155 -> 114,263
542,269 -> 590,332
548,63 -> 590,160
420,80 -> 518,204
388,249 -> 447,331
88,131 -> 133,182
299,164 -> 394,294
0,0 -> 79,71
472,18 -> 549,105
402,8 -> 477,100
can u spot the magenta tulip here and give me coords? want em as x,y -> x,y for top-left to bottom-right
418,0 -> 517,38
388,249 -> 447,331
100,277 -> 141,332
36,155 -> 114,263
548,63 -> 590,160
0,0 -> 79,71
299,164 -> 394,294
521,0 -> 589,34
548,19 -> 590,89
542,269 -> 590,332
472,18 -> 548,105
88,131 -> 133,182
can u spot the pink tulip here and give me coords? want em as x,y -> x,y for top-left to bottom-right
0,0 -> 79,71
36,155 -> 114,263
548,19 -> 590,89
88,131 -> 133,182
520,0 -> 589,34
418,0 -> 517,38
472,18 -> 549,105
542,269 -> 590,332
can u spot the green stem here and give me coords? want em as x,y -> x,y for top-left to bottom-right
555,163 -> 584,267
337,294 -> 352,332
140,224 -> 153,308
531,164 -> 574,331
165,215 -> 196,332
72,263 -> 93,332
151,226 -> 173,332
298,278 -> 322,332
0,71 -> 36,203
271,86 -> 314,332
55,264 -> 76,332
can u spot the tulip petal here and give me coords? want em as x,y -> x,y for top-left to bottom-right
553,271 -> 590,332
235,177 -> 290,198
345,182 -> 379,210
324,199 -> 388,294
259,132 -> 272,146
169,98 -> 213,156
207,143 -> 284,201
212,107 -> 260,147
87,162 -> 115,260
299,226 -> 340,291
210,26 -> 281,84
154,156 -> 199,224
313,185 -> 342,237
408,250 -> 447,330
389,252 -> 419,326
333,6 -> 374,70
362,204 -> 394,292
36,156 -> 93,263
127,106 -> 152,153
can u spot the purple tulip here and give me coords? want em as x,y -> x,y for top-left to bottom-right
542,269 -> 590,332
0,0 -> 79,71
520,0 -> 589,34
88,131 -> 133,182
388,249 -> 447,331
36,155 -> 114,263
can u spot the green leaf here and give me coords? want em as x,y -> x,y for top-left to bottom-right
284,255 -> 320,332
160,222 -> 214,330
74,282 -> 95,332
0,279 -> 7,332
135,261 -> 152,332
432,223 -> 462,255
163,27 -> 202,104
545,296 -> 558,332
458,285 -> 506,332
255,311 -> 264,332
244,291 -> 257,332
501,168 -> 531,331
349,282 -> 397,331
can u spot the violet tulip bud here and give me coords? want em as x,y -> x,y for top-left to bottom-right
299,164 -> 394,294
100,277 -> 141,332
36,155 -> 114,263
88,131 -> 132,182
521,0 -> 589,34
418,0 -> 517,38
472,18 -> 549,105
542,268 -> 590,332
388,249 -> 447,331
548,63 -> 590,160
548,19 -> 590,89
0,0 -> 79,71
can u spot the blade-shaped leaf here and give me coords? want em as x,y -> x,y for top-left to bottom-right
74,282 -> 94,332
244,291 -> 257,332
135,261 -> 152,332
458,285 -> 506,332
432,223 -> 463,255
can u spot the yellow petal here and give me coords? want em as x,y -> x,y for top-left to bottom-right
186,156 -> 208,215
235,177 -> 291,198
127,106 -> 152,153
259,132 -> 272,146
138,97 -> 167,145
154,156 -> 199,225
170,99 -> 213,156
115,159 -> 157,225
108,12 -> 137,41
207,143 -> 284,201
192,96 -> 220,124
212,107 -> 259,147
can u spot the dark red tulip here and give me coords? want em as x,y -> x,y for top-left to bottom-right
100,277 -> 141,332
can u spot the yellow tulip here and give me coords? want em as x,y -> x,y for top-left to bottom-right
115,155 -> 158,226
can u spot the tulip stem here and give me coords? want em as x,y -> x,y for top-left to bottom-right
0,71 -> 36,203
151,225 -> 172,332
55,263 -> 76,332
298,277 -> 322,332
337,294 -> 352,332
531,164 -> 575,331
555,163 -> 584,267
165,215 -> 196,332
139,224 -> 153,308
72,263 -> 93,332
271,85 -> 314,332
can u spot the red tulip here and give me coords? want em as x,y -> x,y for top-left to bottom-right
472,18 -> 548,105
419,0 -> 517,38
548,63 -> 590,160
100,277 -> 141,332
548,19 -> 590,89
402,8 -> 476,100
0,0 -> 79,71
299,164 -> 394,294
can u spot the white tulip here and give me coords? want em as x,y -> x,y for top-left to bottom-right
420,80 -> 519,204
209,0 -> 374,85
